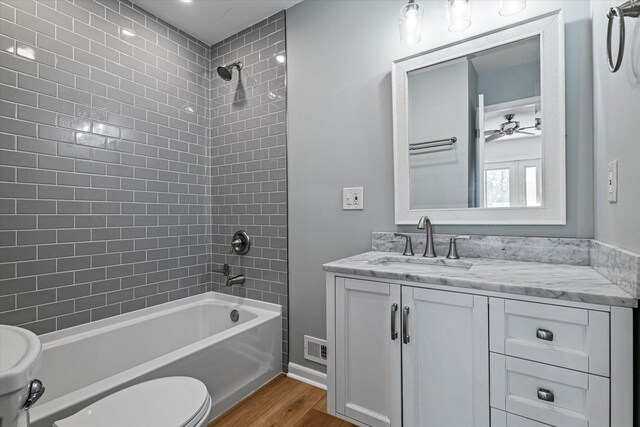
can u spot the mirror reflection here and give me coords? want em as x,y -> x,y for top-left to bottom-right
408,36 -> 542,210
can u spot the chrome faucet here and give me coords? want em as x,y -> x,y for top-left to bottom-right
394,233 -> 414,256
211,263 -> 245,287
446,235 -> 470,259
225,274 -> 245,287
417,216 -> 436,257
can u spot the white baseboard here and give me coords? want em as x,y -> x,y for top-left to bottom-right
287,362 -> 327,390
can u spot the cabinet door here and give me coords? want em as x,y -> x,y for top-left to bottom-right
335,277 -> 401,427
402,286 -> 489,427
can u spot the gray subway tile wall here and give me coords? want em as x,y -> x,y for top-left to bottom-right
0,0 -> 214,334
0,1 -> 289,371
209,12 -> 288,370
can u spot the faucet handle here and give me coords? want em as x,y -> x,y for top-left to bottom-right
394,233 -> 414,256
446,235 -> 470,259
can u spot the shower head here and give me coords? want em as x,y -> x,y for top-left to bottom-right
216,61 -> 243,81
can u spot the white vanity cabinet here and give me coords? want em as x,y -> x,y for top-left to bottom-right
330,276 -> 490,427
402,286 -> 490,427
334,277 -> 402,427
326,272 -> 634,427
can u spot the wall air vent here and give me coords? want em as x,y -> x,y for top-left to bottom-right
304,335 -> 327,365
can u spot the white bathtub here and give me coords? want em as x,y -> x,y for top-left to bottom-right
29,292 -> 281,427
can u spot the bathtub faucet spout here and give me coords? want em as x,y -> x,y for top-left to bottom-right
212,263 -> 245,287
226,274 -> 245,287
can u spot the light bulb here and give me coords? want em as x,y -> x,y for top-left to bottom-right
499,0 -> 526,16
399,0 -> 423,45
446,0 -> 471,32
405,9 -> 418,31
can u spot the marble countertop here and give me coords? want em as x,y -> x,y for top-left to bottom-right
323,251 -> 637,308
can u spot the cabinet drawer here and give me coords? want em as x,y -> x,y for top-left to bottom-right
489,299 -> 609,375
491,409 -> 553,426
490,354 -> 609,427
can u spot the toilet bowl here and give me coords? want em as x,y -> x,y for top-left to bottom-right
0,325 -> 45,427
53,377 -> 212,427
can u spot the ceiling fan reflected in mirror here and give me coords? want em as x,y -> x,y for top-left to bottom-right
485,114 -> 541,142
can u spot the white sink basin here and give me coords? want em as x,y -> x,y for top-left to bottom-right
0,325 -> 42,395
368,255 -> 473,272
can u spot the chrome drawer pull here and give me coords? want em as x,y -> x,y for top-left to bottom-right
536,328 -> 554,341
402,306 -> 410,344
537,388 -> 555,402
391,303 -> 398,340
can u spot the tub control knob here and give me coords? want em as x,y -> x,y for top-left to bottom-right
230,230 -> 251,255
23,379 -> 45,409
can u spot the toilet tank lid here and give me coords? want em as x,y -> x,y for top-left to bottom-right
0,325 -> 42,395
53,377 -> 210,427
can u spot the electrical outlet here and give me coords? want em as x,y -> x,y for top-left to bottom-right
343,187 -> 364,210
607,160 -> 618,203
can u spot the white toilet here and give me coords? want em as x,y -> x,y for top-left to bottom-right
0,325 -> 45,427
0,325 -> 211,427
53,377 -> 212,427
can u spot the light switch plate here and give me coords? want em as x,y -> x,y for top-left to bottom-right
607,160 -> 617,203
343,187 -> 364,210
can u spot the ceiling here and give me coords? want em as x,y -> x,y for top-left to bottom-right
132,0 -> 302,46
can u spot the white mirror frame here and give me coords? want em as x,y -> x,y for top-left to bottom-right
392,10 -> 565,225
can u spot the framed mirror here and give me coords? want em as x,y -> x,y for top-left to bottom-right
392,11 -> 565,225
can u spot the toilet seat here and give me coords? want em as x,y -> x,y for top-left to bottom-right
53,377 -> 211,427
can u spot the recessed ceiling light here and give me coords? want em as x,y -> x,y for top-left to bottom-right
275,55 -> 285,64
180,0 -> 193,3
120,28 -> 136,37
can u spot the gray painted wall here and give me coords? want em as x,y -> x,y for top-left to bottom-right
591,0 -> 640,254
287,0 -> 595,372
0,0 -> 213,334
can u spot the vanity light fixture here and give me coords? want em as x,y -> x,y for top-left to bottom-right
446,0 -> 471,32
120,28 -> 136,37
499,0 -> 526,16
399,0 -> 424,45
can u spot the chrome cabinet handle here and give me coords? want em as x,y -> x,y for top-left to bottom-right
391,303 -> 398,340
536,328 -> 554,341
402,306 -> 410,344
537,388 -> 555,403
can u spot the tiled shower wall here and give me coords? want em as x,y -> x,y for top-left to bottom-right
0,0 -> 213,333
209,13 -> 288,369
